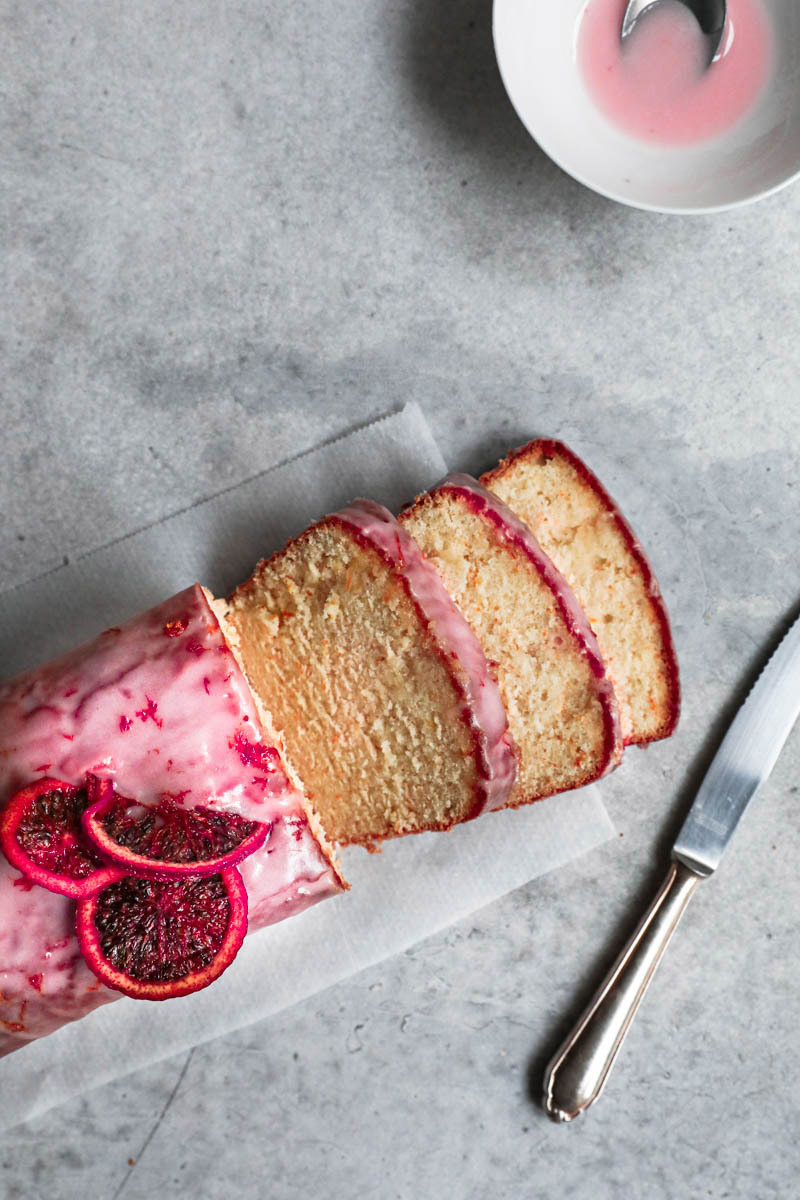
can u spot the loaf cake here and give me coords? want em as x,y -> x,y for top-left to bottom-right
400,475 -> 622,808
220,500 -> 517,846
482,440 -> 680,745
0,441 -> 680,1054
0,585 -> 344,1054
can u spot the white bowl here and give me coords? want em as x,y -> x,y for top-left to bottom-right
493,0 -> 800,213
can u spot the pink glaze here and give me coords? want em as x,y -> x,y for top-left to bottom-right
434,474 -> 623,778
0,585 -> 343,1054
331,500 -> 517,817
578,0 -> 772,144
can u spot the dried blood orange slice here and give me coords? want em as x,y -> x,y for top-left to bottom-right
0,778 -> 125,899
76,868 -> 248,999
82,776 -> 270,878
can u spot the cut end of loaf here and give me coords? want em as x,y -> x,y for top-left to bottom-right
207,589 -> 348,891
217,502 -> 515,848
482,440 -> 680,746
401,476 -> 621,808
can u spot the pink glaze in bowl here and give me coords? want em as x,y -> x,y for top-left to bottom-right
493,0 -> 800,213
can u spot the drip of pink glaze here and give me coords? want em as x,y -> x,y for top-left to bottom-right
0,585 -> 343,1054
578,0 -> 772,144
331,500 -> 517,816
433,474 -> 623,776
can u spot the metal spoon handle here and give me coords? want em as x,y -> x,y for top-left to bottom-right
543,859 -> 702,1123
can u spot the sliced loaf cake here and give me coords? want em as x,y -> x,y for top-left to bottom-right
400,475 -> 622,808
220,500 -> 517,846
482,440 -> 680,745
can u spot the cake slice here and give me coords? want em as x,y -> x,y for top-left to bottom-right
400,475 -> 622,808
482,441 -> 680,745
220,500 -> 517,846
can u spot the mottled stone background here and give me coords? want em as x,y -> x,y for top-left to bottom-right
2,1 -> 799,1197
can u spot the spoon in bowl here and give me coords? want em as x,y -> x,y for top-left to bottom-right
621,0 -> 728,63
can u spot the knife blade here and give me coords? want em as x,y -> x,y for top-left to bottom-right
674,611 -> 800,875
543,607 -> 800,1123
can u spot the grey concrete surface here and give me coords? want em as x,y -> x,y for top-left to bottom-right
2,1 -> 799,1197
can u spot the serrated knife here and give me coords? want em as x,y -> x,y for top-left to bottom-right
543,609 -> 800,1123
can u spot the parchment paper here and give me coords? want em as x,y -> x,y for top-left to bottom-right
0,404 -> 614,1130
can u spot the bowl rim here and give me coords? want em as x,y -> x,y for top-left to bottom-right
491,0 -> 800,215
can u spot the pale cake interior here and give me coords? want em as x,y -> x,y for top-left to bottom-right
401,493 -> 610,805
223,521 -> 480,846
486,451 -> 673,744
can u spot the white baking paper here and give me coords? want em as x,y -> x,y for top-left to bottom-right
0,404 -> 615,1130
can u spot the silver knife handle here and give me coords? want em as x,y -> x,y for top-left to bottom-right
543,858 -> 701,1122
